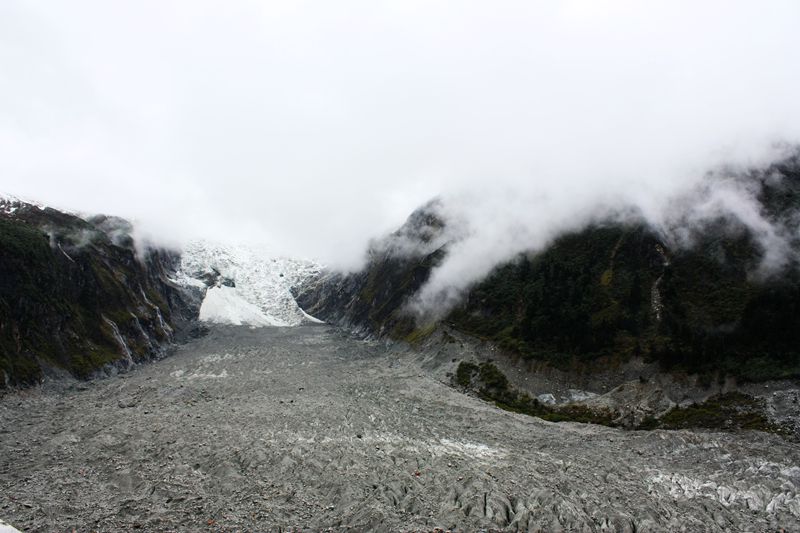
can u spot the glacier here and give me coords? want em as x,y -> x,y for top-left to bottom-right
175,241 -> 322,327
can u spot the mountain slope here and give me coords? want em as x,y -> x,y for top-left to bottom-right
296,155 -> 800,382
295,201 -> 448,337
0,196 -> 201,388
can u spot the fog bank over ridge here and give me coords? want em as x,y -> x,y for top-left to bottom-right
406,147 -> 800,319
1,1 -> 799,270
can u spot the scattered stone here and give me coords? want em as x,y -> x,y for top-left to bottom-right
1,325 -> 797,532
117,398 -> 137,409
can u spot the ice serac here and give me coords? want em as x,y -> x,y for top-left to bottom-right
0,195 -> 202,388
176,241 -> 321,328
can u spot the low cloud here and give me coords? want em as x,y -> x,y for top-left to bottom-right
407,148 -> 800,319
1,1 -> 799,275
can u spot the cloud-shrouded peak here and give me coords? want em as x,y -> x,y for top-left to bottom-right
407,150 -> 800,319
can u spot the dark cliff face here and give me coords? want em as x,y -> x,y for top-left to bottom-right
296,156 -> 800,382
0,199 -> 201,388
294,200 -> 448,338
450,221 -> 800,381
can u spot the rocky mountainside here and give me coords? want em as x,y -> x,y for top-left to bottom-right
296,155 -> 800,385
296,201 -> 449,337
0,196 -> 202,388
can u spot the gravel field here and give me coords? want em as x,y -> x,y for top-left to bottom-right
1,325 -> 799,532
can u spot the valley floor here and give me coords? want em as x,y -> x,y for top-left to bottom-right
1,325 -> 799,532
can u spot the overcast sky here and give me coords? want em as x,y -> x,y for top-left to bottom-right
2,1 -> 800,268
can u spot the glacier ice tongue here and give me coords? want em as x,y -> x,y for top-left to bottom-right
176,241 -> 321,327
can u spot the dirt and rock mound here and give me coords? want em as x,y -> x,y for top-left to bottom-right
1,325 -> 798,532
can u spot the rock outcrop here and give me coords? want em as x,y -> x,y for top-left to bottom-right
0,197 -> 201,388
295,200 -> 449,337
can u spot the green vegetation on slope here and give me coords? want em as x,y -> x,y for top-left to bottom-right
637,392 -> 782,433
448,220 -> 800,382
0,210 -> 187,388
459,361 -> 785,434
449,225 -> 662,368
297,158 -> 800,383
455,361 -> 617,426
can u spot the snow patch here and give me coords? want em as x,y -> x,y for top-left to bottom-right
0,519 -> 22,533
1,193 -> 50,215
